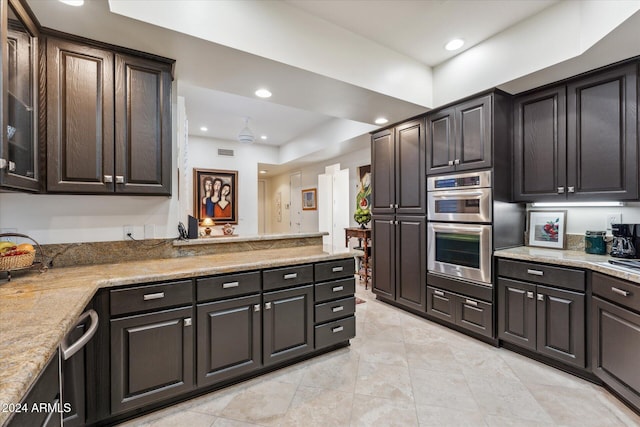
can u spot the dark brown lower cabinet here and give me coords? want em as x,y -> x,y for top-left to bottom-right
426,286 -> 493,338
197,294 -> 262,387
498,277 -> 585,368
110,306 -> 194,414
263,285 -> 314,366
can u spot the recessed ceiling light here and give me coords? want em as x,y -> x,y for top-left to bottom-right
255,89 -> 272,98
260,135 -> 268,140
375,117 -> 388,125
259,170 -> 268,174
58,0 -> 84,6
445,38 -> 464,51
200,126 -> 208,132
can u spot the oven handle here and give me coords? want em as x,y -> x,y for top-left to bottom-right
429,190 -> 487,199
429,224 -> 488,234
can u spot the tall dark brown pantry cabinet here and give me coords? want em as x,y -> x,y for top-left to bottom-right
46,37 -> 173,195
513,61 -> 638,201
371,118 -> 427,312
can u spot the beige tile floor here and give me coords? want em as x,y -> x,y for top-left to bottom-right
118,280 -> 640,427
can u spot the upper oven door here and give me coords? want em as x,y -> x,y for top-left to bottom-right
428,222 -> 492,285
428,187 -> 492,223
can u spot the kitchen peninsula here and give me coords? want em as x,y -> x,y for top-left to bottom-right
0,235 -> 360,426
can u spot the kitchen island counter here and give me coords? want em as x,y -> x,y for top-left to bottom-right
0,245 -> 358,424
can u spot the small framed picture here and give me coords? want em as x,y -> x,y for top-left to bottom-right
302,188 -> 317,211
527,210 -> 567,249
193,168 -> 238,224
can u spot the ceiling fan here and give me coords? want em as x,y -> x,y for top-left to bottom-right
237,117 -> 254,144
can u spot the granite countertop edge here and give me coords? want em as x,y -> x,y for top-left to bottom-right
494,246 -> 640,284
0,246 -> 358,423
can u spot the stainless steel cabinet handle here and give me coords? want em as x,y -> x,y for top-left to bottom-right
527,291 -> 534,299
557,186 -> 565,194
568,186 -> 575,193
527,269 -> 544,276
61,309 -> 99,360
394,204 -> 399,209
333,286 -> 344,292
104,175 -> 113,183
537,294 -> 544,301
222,281 -> 240,289
332,326 -> 344,333
144,292 -> 165,301
284,273 -> 298,280
265,302 -> 272,310
611,287 -> 630,297
332,266 -> 344,272
184,318 -> 192,327
115,175 -> 125,183
390,204 -> 394,208
254,304 -> 261,312
464,299 -> 478,307
389,220 -> 394,225
448,160 -> 454,166
8,161 -> 16,172
454,159 -> 460,165
434,290 -> 445,297
332,306 -> 344,313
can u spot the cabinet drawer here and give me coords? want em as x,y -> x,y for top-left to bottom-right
426,286 -> 455,322
456,296 -> 493,339
592,272 -> 640,312
498,259 -> 585,292
110,280 -> 193,316
197,271 -> 261,302
315,296 -> 355,324
315,277 -> 355,303
314,259 -> 355,282
263,264 -> 313,291
315,316 -> 356,349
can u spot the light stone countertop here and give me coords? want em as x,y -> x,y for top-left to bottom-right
494,246 -> 640,284
173,232 -> 328,246
0,245 -> 358,424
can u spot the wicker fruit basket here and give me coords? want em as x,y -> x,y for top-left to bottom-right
0,233 -> 47,281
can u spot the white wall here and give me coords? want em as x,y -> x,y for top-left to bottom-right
528,203 -> 640,235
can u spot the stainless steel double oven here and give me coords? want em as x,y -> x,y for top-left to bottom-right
427,170 -> 493,285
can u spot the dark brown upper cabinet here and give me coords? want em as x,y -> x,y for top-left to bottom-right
0,0 -> 41,192
371,118 -> 426,215
46,37 -> 173,195
514,61 -> 638,202
426,94 -> 492,175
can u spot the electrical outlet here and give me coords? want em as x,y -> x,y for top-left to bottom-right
123,225 -> 134,240
605,213 -> 622,231
144,224 -> 155,239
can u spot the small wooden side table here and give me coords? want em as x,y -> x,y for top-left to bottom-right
345,227 -> 372,289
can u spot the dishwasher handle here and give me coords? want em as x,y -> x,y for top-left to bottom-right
61,309 -> 99,361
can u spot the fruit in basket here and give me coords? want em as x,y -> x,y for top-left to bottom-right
0,241 -> 15,253
16,243 -> 34,252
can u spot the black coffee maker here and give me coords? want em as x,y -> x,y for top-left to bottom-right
610,224 -> 638,258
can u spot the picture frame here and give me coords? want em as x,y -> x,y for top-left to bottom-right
193,168 -> 238,224
302,188 -> 317,211
527,210 -> 567,249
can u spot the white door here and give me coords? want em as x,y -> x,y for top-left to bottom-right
290,172 -> 302,233
332,168 -> 350,250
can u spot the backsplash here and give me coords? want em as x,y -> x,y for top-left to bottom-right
524,233 -> 612,253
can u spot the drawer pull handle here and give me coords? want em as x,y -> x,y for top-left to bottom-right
332,266 -> 344,272
332,326 -> 344,333
611,287 -> 630,297
143,292 -> 165,301
465,299 -> 478,307
284,273 -> 298,280
527,269 -> 544,276
434,290 -> 445,297
332,306 -> 344,313
332,286 -> 344,292
223,281 -> 240,289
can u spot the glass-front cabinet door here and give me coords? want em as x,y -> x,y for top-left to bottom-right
1,0 -> 39,191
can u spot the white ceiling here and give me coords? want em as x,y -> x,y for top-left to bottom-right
25,0 -> 640,177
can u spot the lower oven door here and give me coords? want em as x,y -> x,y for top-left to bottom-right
428,222 -> 492,285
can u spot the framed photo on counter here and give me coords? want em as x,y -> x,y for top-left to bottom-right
193,168 -> 238,224
527,210 -> 567,249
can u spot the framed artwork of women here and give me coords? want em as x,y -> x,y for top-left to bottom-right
193,168 -> 238,224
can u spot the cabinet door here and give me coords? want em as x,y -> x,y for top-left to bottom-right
46,38 -> 115,193
497,278 -> 536,351
263,285 -> 313,366
197,294 -> 261,387
454,95 -> 492,171
115,54 -> 172,195
536,285 -> 585,368
426,107 -> 455,175
567,63 -> 638,200
110,306 -> 194,414
513,86 -> 567,201
395,119 -> 426,214
395,215 -> 426,311
371,128 -> 395,214
371,215 -> 395,300
592,296 -> 640,411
